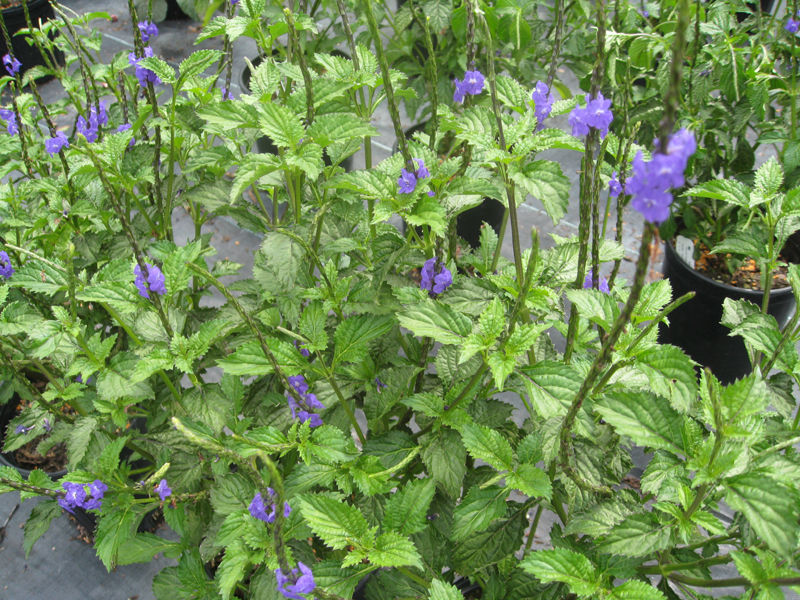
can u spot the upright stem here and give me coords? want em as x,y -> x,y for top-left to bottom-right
546,0 -> 566,90
284,9 -> 315,126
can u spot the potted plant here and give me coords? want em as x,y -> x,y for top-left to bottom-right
0,0 -> 65,81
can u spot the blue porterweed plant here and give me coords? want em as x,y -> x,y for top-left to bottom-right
0,0 -> 800,598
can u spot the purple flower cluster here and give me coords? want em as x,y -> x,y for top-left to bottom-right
568,92 -> 613,139
628,128 -> 696,224
454,69 -> 485,103
287,375 -> 324,427
531,81 -> 555,131
45,131 -> 69,157
154,479 -> 172,501
786,11 -> 800,33
420,258 -> 453,296
133,263 -> 167,298
0,251 -> 14,279
276,562 -> 316,600
117,123 -> 136,147
220,87 -> 234,101
609,171 -> 623,197
583,271 -> 610,294
128,46 -> 161,88
3,54 -> 20,76
77,102 -> 108,144
59,480 -> 108,513
15,424 -> 33,434
398,158 -> 432,196
0,108 -> 18,136
249,489 -> 291,523
138,20 -> 159,44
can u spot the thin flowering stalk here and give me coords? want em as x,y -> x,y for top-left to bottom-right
608,123 -> 640,288
591,136 -> 610,295
284,9 -> 315,126
361,0 -> 413,170
659,0 -> 690,149
481,18 -> 524,284
546,0 -> 566,90
415,13 -> 439,150
465,0 -> 476,67
21,0 -> 59,75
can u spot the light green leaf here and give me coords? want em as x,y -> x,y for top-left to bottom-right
429,579 -> 462,600
635,345 -> 697,413
506,464 -> 552,500
451,486 -> 509,542
333,315 -> 395,366
460,423 -> 514,471
520,548 -> 598,597
420,429 -> 466,497
296,494 -> 371,550
512,160 -> 571,225
179,49 -> 223,81
596,513 -> 674,557
595,392 -> 686,455
397,299 -> 472,345
369,531 -> 423,569
23,500 -> 61,558
138,56 -> 177,84
609,580 -> 668,600
683,179 -> 750,206
384,479 -> 437,536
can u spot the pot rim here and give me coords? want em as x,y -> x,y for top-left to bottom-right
0,448 -> 67,480
0,0 -> 52,17
664,237 -> 794,298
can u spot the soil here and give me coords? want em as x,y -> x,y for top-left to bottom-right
690,241 -> 791,291
13,435 -> 67,472
0,0 -> 23,10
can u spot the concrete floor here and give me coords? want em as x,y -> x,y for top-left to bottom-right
0,1 -> 795,599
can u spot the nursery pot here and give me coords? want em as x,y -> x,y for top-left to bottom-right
239,52 -> 353,172
396,122 -> 505,249
658,238 -> 796,385
0,0 -> 65,82
165,0 -> 190,20
0,397 -> 67,480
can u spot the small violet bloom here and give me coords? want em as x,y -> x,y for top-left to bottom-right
420,258 -> 453,296
43,418 -> 51,433
59,480 -> 107,513
0,108 -> 18,136
0,251 -> 14,279
531,81 -> 554,131
583,271 -> 610,294
117,123 -> 136,147
83,480 -> 108,510
15,424 -> 33,434
294,340 -> 310,357
609,171 -> 623,197
138,20 -> 159,44
249,489 -> 291,524
786,18 -> 800,34
398,169 -> 417,194
375,377 -> 388,393
128,47 -> 162,88
640,8 -> 650,17
414,158 -> 430,179
231,0 -> 239,4
45,131 -> 69,157
221,87 -> 234,101
569,92 -> 614,139
154,479 -> 172,501
453,70 -> 485,103
286,375 -> 324,427
3,54 -> 21,76
133,263 -> 167,298
275,562 -> 316,600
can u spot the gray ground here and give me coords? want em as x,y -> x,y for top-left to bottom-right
0,1 -> 795,599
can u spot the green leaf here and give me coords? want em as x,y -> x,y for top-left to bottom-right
635,345 -> 697,413
460,423 -> 514,471
137,56 -> 177,84
519,361 -> 583,419
68,417 -> 99,468
420,429 -> 466,497
452,511 -> 526,575
520,548 -> 598,597
306,113 -> 379,146
299,300 -> 327,352
95,497 -> 138,569
23,500 -> 61,558
566,288 -> 618,331
711,232 -> 764,259
384,478 -> 437,536
397,299 -> 472,345
257,103 -> 304,147
730,550 -> 768,584
217,539 -> 254,600
478,297 -> 506,340
718,372 -> 769,426
10,262 -> 69,296
609,580 -> 668,600
752,158 -> 784,206
506,464 -> 552,499
429,579 -> 462,600
311,560 -> 374,599
179,49 -> 223,81
118,533 -> 183,566
510,160 -> 571,225
595,392 -> 686,455
296,494 -> 371,550
216,338 -> 306,376
333,315 -> 395,366
596,513 -> 674,557
451,485 -> 509,542
369,531 -> 423,569
683,179 -> 750,206
724,471 -> 799,556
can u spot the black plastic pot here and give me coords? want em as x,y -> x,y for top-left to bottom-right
0,398 -> 67,480
658,238 -> 796,385
0,0 -> 65,82
396,122 -> 505,249
165,0 -> 190,20
239,52 -> 354,172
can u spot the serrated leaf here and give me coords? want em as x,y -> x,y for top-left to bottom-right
451,485 -> 508,542
520,548 -> 598,597
369,531 -> 423,568
333,315 -> 394,366
138,56 -> 177,84
460,423 -> 514,471
179,49 -> 223,81
296,494 -> 371,550
216,338 -> 306,376
23,500 -> 61,558
429,579 -> 462,600
609,580 -> 668,600
511,160 -> 571,225
635,345 -> 697,413
683,179 -> 750,206
420,429 -> 466,497
506,464 -> 552,499
595,392 -> 685,455
384,479 -> 437,536
596,513 -> 674,557
397,299 -> 472,345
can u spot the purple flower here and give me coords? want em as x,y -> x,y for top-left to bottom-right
43,418 -> 51,433
294,340 -> 310,357
303,393 -> 325,411
128,47 -> 161,88
154,479 -> 171,501
288,375 -> 309,395
375,377 -> 387,393
82,480 -> 108,510
3,54 -> 21,76
231,0 -> 239,4
420,258 -> 453,296
568,104 -> 590,137
286,375 -> 325,425
609,171 -> 623,197
117,123 -> 135,147
640,8 -> 650,17
15,424 -> 33,434
531,81 -> 554,131
398,169 -> 417,194
59,482 -> 87,514
134,263 -> 167,298
0,251 -> 13,279
583,271 -> 610,294
569,92 -> 614,138
45,131 -> 69,156
628,128 -> 696,224
76,113 -> 99,143
298,411 -> 323,427
414,158 -> 430,179
249,489 -> 291,523
427,190 -> 435,197
0,108 -> 18,136
275,562 -> 316,600
221,87 -> 234,100
453,70 -> 485,103
786,18 -> 799,33
138,20 -> 159,44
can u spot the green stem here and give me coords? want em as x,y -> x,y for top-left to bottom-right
314,350 -> 366,444
397,566 -> 430,588
524,503 -> 544,554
